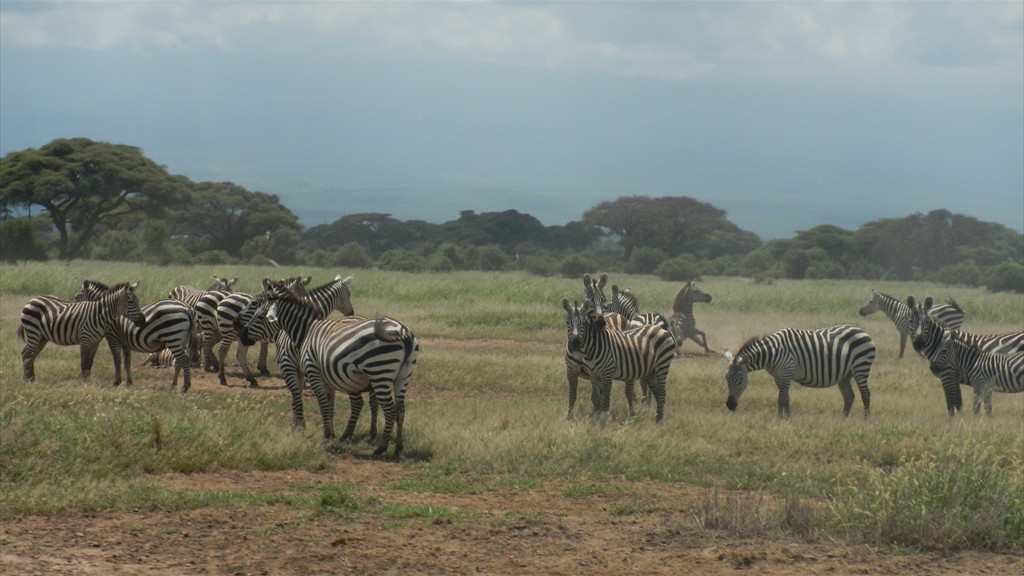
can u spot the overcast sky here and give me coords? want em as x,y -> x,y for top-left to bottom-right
2,1 -> 1022,240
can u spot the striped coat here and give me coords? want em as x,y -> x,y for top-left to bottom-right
935,331 -> 1024,415
18,282 -> 146,381
724,325 -> 876,418
562,299 -> 676,422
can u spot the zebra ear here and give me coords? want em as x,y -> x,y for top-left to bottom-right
598,274 -> 608,289
561,298 -> 573,312
723,349 -> 733,363
337,274 -> 355,285
130,281 -> 139,290
262,277 -> 274,291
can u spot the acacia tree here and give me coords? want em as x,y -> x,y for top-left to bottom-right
169,181 -> 302,259
582,195 -> 759,261
0,138 -> 190,259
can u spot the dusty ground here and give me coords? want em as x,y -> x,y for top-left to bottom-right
2,345 -> 1022,575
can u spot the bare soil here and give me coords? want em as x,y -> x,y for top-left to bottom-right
2,340 -> 1022,575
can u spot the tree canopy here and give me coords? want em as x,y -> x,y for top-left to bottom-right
0,138 -> 190,259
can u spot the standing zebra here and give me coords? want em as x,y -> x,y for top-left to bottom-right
562,299 -> 676,422
236,275 -> 357,429
240,290 -> 418,457
565,275 -> 636,418
18,282 -> 146,381
214,277 -> 307,388
723,325 -> 876,418
858,291 -> 964,358
669,281 -> 713,354
168,276 -> 236,370
910,311 -> 1023,416
76,280 -> 197,392
934,332 -> 1024,415
607,285 -> 640,321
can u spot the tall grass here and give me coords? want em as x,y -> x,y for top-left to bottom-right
1,261 -> 1022,552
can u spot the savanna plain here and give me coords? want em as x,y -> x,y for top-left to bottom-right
0,262 -> 1022,575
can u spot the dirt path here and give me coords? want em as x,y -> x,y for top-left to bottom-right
2,455 -> 1021,575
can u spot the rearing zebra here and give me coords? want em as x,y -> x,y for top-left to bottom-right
933,331 -> 1024,415
910,309 -> 1023,416
724,325 -> 876,418
669,281 -> 713,354
562,298 -> 676,422
76,280 -> 197,392
18,282 -> 147,381
240,290 -> 418,457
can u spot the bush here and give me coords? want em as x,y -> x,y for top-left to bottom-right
626,247 -> 666,275
935,261 -> 982,287
429,253 -> 454,272
377,248 -> 426,272
0,218 -> 48,262
333,242 -> 374,268
559,254 -> 591,278
90,231 -> 142,262
521,253 -> 560,276
656,254 -> 700,282
474,245 -> 511,272
197,250 -> 232,265
982,263 -> 1024,294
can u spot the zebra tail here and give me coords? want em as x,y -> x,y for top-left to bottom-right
16,324 -> 24,341
946,296 -> 963,313
373,317 -> 414,343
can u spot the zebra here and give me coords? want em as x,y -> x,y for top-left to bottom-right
668,281 -> 713,354
76,280 -> 198,392
910,309 -> 1023,416
193,289 -> 235,372
235,275 -> 358,429
168,276 -> 237,370
239,290 -> 418,457
562,298 -> 676,422
607,285 -> 640,321
565,275 -> 636,418
18,282 -> 147,381
933,331 -> 1024,415
723,325 -> 876,418
214,277 -> 307,388
858,291 -> 964,359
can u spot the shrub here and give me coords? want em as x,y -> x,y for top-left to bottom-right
197,250 -> 232,265
90,231 -> 142,262
626,247 -> 666,275
982,263 -> 1024,294
0,218 -> 48,262
935,261 -> 982,287
377,248 -> 426,272
656,254 -> 700,281
474,245 -> 511,272
559,254 -> 590,278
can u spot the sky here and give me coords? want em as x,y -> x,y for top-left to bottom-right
2,1 -> 1022,240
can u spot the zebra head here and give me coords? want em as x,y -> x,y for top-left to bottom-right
237,297 -> 276,347
910,297 -> 942,357
582,274 -> 608,308
209,276 -> 237,291
723,347 -> 750,411
858,290 -> 882,316
673,281 -> 712,313
119,282 -> 147,329
562,298 -> 602,353
687,282 -> 712,304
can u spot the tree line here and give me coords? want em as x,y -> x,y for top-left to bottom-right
2,138 -> 1022,293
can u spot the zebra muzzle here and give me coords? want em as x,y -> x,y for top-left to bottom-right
726,396 -> 738,411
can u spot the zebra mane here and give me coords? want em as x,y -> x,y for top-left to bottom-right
872,291 -> 904,307
106,282 -> 134,292
944,297 -> 963,313
83,279 -> 109,291
735,334 -> 765,355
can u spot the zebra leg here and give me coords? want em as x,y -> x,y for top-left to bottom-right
897,332 -> 907,359
281,366 -> 305,429
624,380 -> 636,417
106,339 -> 124,386
856,376 -> 871,419
838,377 -> 855,417
972,386 -> 984,415
392,398 -> 405,457
202,328 -> 220,372
599,376 -> 613,413
307,372 -> 335,440
171,346 -> 192,393
339,393 -> 364,442
775,380 -> 791,418
234,342 -> 259,388
368,394 -> 379,441
123,350 -> 134,386
21,338 -> 45,381
649,374 -> 666,423
79,339 -> 102,380
640,379 -> 650,406
566,369 -> 579,420
373,391 -> 398,457
983,386 -> 994,416
695,329 -> 711,354
257,341 -> 271,377
216,340 -> 232,386
941,374 -> 963,416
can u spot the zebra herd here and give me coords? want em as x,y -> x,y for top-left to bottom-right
562,277 -> 1023,420
16,275 -> 417,456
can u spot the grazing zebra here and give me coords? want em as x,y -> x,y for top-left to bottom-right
723,325 -> 876,418
236,275 -> 358,429
668,281 -> 713,354
934,332 -> 1024,415
859,291 -> 964,359
76,280 -> 198,392
240,290 -> 418,457
18,282 -> 146,381
910,310 -> 1024,416
562,298 -> 676,422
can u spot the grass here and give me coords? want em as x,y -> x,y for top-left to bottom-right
1,261 -> 1022,552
